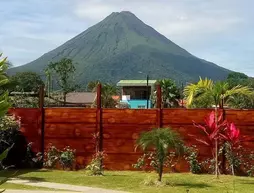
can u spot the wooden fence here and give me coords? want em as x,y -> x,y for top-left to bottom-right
7,85 -> 254,171
8,107 -> 254,171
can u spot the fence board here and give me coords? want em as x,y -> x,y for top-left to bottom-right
103,109 -> 157,124
45,108 -> 97,123
8,108 -> 254,171
45,123 -> 96,138
44,139 -> 95,153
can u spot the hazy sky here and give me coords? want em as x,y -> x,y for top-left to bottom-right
1,0 -> 254,76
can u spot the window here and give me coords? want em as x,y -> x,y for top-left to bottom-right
138,105 -> 146,109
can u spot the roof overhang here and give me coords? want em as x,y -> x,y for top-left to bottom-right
117,80 -> 157,87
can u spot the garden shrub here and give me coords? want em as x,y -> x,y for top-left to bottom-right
44,143 -> 76,170
86,132 -> 107,175
86,151 -> 107,175
184,146 -> 202,174
0,115 -> 40,169
0,115 -> 24,168
192,111 -> 254,176
44,144 -> 60,168
59,146 -> 76,170
222,143 -> 254,176
133,152 -> 178,173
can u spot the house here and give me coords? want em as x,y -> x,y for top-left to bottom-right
117,80 -> 157,109
66,92 -> 96,106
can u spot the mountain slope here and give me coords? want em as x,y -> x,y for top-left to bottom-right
9,11 -> 231,85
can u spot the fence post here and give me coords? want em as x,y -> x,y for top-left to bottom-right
96,83 -> 103,152
39,85 -> 45,167
156,84 -> 162,128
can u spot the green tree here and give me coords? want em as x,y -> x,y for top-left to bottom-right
226,73 -> 254,109
226,72 -> 249,88
184,77 -> 253,177
136,128 -> 183,182
87,80 -> 100,92
48,58 -> 79,104
92,83 -> 118,108
10,72 -> 44,92
157,79 -> 181,108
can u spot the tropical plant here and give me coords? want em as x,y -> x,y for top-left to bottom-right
185,78 -> 253,177
23,142 -> 43,168
0,144 -> 14,169
86,151 -> 107,175
86,132 -> 107,175
156,79 -> 181,108
135,128 -> 184,181
44,143 -> 76,170
0,54 -> 10,117
226,73 -> 254,109
184,146 -> 202,174
193,110 -> 246,176
92,83 -> 119,108
59,146 -> 76,170
47,58 -> 79,105
0,144 -> 14,193
227,95 -> 254,109
0,115 -> 39,169
87,80 -> 100,92
43,143 -> 60,168
193,111 -> 227,177
184,78 -> 253,109
133,151 -> 177,174
220,122 -> 241,175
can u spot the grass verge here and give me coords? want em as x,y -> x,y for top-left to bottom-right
1,169 -> 254,193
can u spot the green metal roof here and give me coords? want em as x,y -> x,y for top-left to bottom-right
117,80 -> 157,87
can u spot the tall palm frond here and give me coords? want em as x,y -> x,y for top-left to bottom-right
184,77 -> 253,108
136,128 -> 183,155
158,79 -> 180,108
136,128 -> 184,181
225,85 -> 253,100
184,78 -> 213,107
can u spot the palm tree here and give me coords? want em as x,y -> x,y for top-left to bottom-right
92,83 -> 119,108
157,79 -> 181,108
136,128 -> 183,181
87,80 -> 100,92
184,77 -> 253,109
184,77 -> 253,177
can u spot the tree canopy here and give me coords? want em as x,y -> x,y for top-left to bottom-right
10,72 -> 44,92
47,58 -> 79,104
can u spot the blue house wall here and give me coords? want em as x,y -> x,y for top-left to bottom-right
121,100 -> 151,109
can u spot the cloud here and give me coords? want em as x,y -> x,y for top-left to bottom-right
73,0 -> 243,39
0,0 -> 254,76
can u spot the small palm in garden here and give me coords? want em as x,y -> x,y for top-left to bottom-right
135,128 -> 184,182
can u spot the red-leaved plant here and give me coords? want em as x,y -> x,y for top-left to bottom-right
193,111 -> 241,175
193,111 -> 227,148
221,122 -> 240,145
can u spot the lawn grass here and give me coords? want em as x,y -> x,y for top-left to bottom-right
1,169 -> 254,193
0,183 -> 61,191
